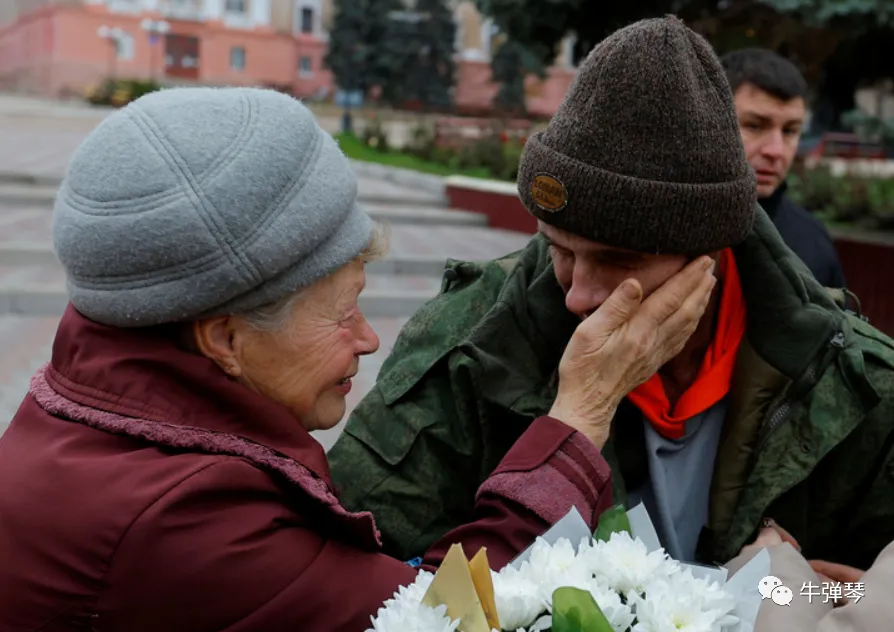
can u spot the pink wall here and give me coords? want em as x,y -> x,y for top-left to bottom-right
525,67 -> 576,118
0,4 -> 572,115
453,59 -> 576,117
0,7 -> 57,94
52,7 -> 152,95
0,4 -> 332,98
453,60 -> 498,114
199,27 -> 295,86
292,35 -> 332,98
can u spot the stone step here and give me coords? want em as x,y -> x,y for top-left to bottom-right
0,244 -> 456,277
0,244 -> 465,281
360,203 -> 486,226
360,274 -> 443,318
0,213 -> 531,272
0,172 -> 64,187
0,180 -> 449,210
0,264 -> 443,319
0,183 -> 58,206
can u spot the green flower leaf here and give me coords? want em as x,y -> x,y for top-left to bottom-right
551,587 -> 614,632
594,504 -> 631,542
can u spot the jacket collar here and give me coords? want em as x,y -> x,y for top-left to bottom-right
758,181 -> 789,218
732,204 -> 843,379
46,306 -> 334,484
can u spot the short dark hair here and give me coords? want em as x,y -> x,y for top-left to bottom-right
720,48 -> 808,102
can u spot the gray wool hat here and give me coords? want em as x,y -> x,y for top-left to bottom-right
517,16 -> 757,256
52,87 -> 373,328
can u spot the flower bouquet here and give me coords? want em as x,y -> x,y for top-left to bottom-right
367,504 -> 769,632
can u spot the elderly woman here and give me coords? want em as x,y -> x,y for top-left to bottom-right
0,88 -> 715,631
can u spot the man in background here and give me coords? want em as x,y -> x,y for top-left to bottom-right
722,48 -> 847,288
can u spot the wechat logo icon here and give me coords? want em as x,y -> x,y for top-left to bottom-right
758,576 -> 794,606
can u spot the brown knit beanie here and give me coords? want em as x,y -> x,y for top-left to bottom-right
517,16 -> 756,255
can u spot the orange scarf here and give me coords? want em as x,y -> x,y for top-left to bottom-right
627,249 -> 746,440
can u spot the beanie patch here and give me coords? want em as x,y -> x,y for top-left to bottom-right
531,173 -> 569,213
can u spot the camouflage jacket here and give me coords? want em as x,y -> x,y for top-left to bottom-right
329,208 -> 894,568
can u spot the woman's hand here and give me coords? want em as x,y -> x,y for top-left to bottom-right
737,520 -> 864,608
809,560 -> 864,586
549,256 -> 716,448
737,525 -> 785,560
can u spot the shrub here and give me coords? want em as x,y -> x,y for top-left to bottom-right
361,115 -> 390,153
84,79 -> 162,107
788,166 -> 894,231
405,122 -> 439,162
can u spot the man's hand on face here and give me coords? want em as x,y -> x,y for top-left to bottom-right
549,256 -> 716,448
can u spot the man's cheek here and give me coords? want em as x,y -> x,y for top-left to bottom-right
643,260 -> 690,298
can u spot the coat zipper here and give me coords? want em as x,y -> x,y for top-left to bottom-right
754,330 -> 845,453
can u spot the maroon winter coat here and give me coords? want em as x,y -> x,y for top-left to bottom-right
0,306 -> 613,632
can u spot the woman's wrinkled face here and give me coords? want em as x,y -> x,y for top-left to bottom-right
232,260 -> 380,431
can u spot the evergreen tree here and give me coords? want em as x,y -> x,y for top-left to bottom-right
379,0 -> 457,109
491,38 -> 541,115
474,0 -> 894,113
325,0 -> 404,96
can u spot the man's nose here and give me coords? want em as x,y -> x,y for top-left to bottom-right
564,279 -> 612,319
760,130 -> 786,159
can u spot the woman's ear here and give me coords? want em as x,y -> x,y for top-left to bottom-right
192,317 -> 243,377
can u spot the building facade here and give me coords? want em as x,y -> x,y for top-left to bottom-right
0,0 -> 576,116
451,0 -> 577,116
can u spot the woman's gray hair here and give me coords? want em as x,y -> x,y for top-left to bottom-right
237,222 -> 390,334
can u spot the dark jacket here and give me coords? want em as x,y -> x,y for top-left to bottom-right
329,207 -> 894,569
0,306 -> 612,632
761,182 -> 846,288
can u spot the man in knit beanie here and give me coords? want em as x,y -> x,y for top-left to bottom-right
518,15 -> 756,256
330,16 -> 894,573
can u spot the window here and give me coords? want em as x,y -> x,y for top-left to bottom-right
295,0 -> 322,36
300,7 -> 314,34
164,33 -> 201,78
115,31 -> 135,60
298,56 -> 313,77
225,0 -> 246,13
230,46 -> 246,71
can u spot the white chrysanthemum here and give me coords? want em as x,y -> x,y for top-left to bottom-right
367,600 -> 458,632
528,614 -> 552,631
367,533 -> 742,632
491,564 -> 547,630
657,568 -> 739,628
586,579 -> 637,632
583,532 -> 679,595
520,537 -> 594,605
367,571 -> 458,632
525,537 -> 582,578
399,570 -> 435,603
629,579 -> 734,632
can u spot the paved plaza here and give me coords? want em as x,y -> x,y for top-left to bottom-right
0,94 -> 532,449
